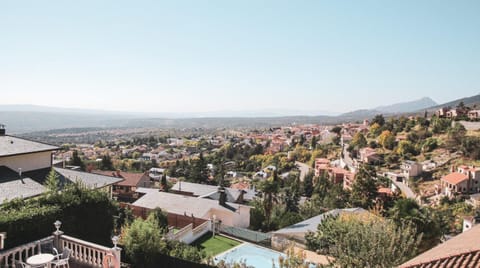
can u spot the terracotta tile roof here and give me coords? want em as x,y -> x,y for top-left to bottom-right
378,187 -> 393,195
92,170 -> 147,187
230,182 -> 250,190
315,158 -> 330,165
441,172 -> 469,185
400,225 -> 480,268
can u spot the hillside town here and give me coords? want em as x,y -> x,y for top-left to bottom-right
2,1 -> 480,267
2,101 -> 480,267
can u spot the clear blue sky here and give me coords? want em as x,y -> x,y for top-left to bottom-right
1,0 -> 479,114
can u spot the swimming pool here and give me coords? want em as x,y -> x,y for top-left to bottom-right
214,243 -> 285,268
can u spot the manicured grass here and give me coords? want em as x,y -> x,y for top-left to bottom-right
193,232 -> 242,257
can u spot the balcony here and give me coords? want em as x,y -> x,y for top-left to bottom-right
0,221 -> 121,268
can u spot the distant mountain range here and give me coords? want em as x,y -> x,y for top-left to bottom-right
375,97 -> 437,113
0,94 -> 478,133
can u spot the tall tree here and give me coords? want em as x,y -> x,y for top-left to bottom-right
161,173 -> 168,191
44,168 -> 60,192
261,170 -> 280,228
70,150 -> 85,171
350,165 -> 378,209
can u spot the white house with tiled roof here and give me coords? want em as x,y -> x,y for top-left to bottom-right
441,165 -> 480,197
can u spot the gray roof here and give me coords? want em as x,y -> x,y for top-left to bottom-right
273,208 -> 367,235
0,166 -> 46,205
54,168 -> 123,189
0,135 -> 59,157
133,187 -> 245,218
171,181 -> 256,202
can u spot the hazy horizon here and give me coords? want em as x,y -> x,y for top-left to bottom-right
2,1 -> 480,114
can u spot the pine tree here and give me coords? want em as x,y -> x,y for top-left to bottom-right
45,168 -> 60,192
161,173 -> 168,192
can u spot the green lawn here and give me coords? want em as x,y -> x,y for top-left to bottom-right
193,232 -> 242,257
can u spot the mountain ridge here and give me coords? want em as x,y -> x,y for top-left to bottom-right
1,94 -> 478,133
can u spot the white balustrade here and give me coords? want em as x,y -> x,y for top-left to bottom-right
58,235 -> 113,268
0,236 -> 54,267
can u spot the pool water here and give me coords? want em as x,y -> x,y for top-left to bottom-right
214,243 -> 285,268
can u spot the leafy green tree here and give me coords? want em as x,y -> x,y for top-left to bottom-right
369,123 -> 382,137
122,216 -> 168,267
101,154 -> 114,170
70,150 -> 85,171
397,140 -> 416,157
331,126 -> 342,136
302,171 -> 314,198
249,200 -> 266,231
371,114 -> 386,127
147,207 -> 169,233
431,117 -> 451,134
351,132 -> 367,148
446,122 -> 467,150
188,152 -> 209,183
161,173 -> 168,191
461,136 -> 480,160
378,130 -> 395,150
261,171 -> 280,228
306,214 -> 420,267
44,168 -> 60,192
350,165 -> 378,209
389,198 -> 444,250
422,138 -> 438,153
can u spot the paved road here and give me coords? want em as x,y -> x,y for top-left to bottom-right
295,161 -> 311,182
383,174 -> 417,199
342,144 -> 356,171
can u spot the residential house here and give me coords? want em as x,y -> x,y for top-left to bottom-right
399,224 -> 480,268
0,126 -> 59,204
54,168 -> 123,198
441,166 -> 480,197
446,108 -> 468,119
271,208 -> 367,250
435,107 -> 450,118
314,158 -> 330,177
93,170 -> 150,200
468,109 -> 480,120
401,161 -> 423,178
329,167 -> 348,184
170,181 -> 256,203
131,188 -> 251,228
359,147 -> 380,164
462,216 -> 478,233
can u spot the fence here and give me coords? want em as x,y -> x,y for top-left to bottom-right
218,224 -> 271,246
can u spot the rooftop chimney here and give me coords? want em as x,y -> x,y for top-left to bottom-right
218,186 -> 227,206
18,168 -> 22,178
0,124 -> 5,136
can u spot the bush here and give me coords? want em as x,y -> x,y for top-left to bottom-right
0,183 -> 118,249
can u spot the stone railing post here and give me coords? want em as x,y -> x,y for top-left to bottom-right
53,221 -> 64,250
111,236 -> 121,268
0,232 -> 6,250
